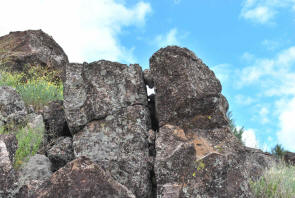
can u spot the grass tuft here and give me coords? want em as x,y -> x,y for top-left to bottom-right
14,126 -> 44,169
250,160 -> 295,198
0,65 -> 63,110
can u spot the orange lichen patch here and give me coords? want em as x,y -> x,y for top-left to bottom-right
172,128 -> 187,141
164,124 -> 187,141
191,136 -> 215,159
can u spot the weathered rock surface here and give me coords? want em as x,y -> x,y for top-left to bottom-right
64,60 -> 152,197
0,86 -> 27,128
0,139 -> 17,198
17,154 -> 52,198
73,105 -> 152,198
31,157 -> 136,198
64,61 -> 148,134
151,46 -> 275,198
284,151 -> 295,165
43,100 -> 70,142
47,137 -> 74,171
150,46 -> 228,129
0,30 -> 68,80
0,134 -> 18,163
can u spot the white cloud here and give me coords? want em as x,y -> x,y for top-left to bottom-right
242,6 -> 275,24
0,0 -> 151,63
173,0 -> 181,4
154,28 -> 180,48
240,0 -> 295,24
242,128 -> 259,148
238,46 -> 295,91
238,46 -> 295,151
277,97 -> 295,151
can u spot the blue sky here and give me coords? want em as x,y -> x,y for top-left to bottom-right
1,0 -> 295,152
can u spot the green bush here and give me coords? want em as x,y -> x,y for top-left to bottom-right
250,161 -> 295,198
0,65 -> 63,110
14,126 -> 44,169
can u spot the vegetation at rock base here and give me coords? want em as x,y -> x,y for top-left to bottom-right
14,125 -> 44,169
227,111 -> 245,144
0,64 -> 63,110
250,160 -> 295,198
0,124 -> 44,169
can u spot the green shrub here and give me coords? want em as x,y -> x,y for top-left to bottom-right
250,161 -> 295,198
14,126 -> 44,169
0,65 -> 63,110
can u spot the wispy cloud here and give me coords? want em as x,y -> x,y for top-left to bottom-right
0,0 -> 152,63
240,0 -> 295,24
237,46 -> 295,151
154,28 -> 180,48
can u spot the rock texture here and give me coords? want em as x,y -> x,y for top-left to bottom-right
0,30 -> 68,80
47,137 -> 74,171
32,157 -> 136,198
17,154 -> 53,198
0,86 -> 27,128
0,139 -> 17,198
43,100 -> 70,142
151,46 -> 275,198
64,61 -> 147,134
64,60 -> 152,197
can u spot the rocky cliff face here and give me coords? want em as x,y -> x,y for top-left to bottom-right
0,30 -> 275,198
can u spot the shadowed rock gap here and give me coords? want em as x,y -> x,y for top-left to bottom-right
147,94 -> 158,198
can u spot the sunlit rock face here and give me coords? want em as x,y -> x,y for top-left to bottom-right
63,60 -> 153,198
151,46 -> 274,198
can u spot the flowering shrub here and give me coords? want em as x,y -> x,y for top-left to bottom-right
0,65 -> 63,110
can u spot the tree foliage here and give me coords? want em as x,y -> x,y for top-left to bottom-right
227,111 -> 244,144
271,144 -> 286,159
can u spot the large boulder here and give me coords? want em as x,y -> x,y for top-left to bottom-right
0,86 -> 27,128
32,157 -> 136,198
64,60 -> 153,197
0,30 -> 68,80
151,46 -> 275,197
150,46 -> 228,129
63,61 -> 147,134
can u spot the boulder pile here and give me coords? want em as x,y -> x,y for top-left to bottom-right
0,30 -> 275,198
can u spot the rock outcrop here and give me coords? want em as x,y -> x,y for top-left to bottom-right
151,46 -> 274,198
0,30 -> 68,80
0,30 -> 278,198
64,61 -> 153,197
